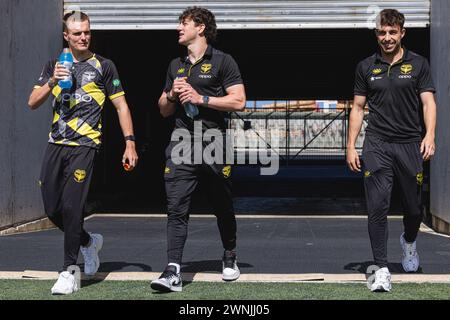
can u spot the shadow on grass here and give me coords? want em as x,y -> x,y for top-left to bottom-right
181,260 -> 253,273
78,261 -> 153,288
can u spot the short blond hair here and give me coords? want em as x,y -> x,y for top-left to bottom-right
63,11 -> 90,32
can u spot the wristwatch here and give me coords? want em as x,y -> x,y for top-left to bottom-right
124,135 -> 136,142
47,78 -> 56,88
202,95 -> 209,107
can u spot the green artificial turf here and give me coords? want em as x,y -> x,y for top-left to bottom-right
0,280 -> 449,300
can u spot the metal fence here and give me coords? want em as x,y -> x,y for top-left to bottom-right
229,100 -> 368,162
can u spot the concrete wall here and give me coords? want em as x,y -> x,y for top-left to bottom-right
0,0 -> 62,229
430,0 -> 450,232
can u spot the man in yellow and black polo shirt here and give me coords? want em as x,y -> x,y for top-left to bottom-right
28,11 -> 138,295
347,9 -> 437,292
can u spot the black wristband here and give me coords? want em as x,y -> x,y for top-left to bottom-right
47,78 -> 56,88
124,135 -> 136,142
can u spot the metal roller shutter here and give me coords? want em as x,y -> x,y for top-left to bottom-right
64,0 -> 431,30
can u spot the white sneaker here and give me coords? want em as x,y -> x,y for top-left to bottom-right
222,250 -> 240,281
80,233 -> 103,276
400,233 -> 420,272
150,265 -> 182,292
51,271 -> 78,295
370,267 -> 392,292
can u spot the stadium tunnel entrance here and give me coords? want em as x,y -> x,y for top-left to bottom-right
86,28 -> 430,215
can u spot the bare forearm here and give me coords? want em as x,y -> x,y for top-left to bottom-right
158,93 -> 176,118
28,85 -> 53,110
347,106 -> 365,149
116,107 -> 135,137
114,99 -> 139,166
423,102 -> 436,139
205,94 -> 246,112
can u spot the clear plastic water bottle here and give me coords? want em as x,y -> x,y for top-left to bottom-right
58,48 -> 73,89
177,75 -> 199,119
184,101 -> 199,119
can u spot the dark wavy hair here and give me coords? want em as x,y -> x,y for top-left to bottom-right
377,9 -> 405,29
179,7 -> 217,43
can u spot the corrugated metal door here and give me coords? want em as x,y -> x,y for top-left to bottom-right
64,0 -> 431,30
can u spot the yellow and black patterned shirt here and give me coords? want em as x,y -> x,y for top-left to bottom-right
35,54 -> 125,149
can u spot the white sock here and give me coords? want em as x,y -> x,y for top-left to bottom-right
168,263 -> 180,274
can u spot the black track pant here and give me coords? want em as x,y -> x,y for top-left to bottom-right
164,142 -> 236,265
362,135 -> 424,268
40,144 -> 96,270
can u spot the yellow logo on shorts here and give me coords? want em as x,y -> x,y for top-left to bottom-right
400,64 -> 413,75
201,63 -> 212,74
74,169 -> 86,183
222,165 -> 232,179
165,167 -> 171,174
364,171 -> 372,178
417,172 -> 424,186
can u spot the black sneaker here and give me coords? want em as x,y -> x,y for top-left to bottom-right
222,250 -> 240,281
150,265 -> 182,292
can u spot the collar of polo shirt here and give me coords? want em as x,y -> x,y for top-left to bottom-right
375,47 -> 412,64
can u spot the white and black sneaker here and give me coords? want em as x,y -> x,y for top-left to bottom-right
370,267 -> 392,292
400,233 -> 420,273
151,265 -> 182,292
222,250 -> 240,281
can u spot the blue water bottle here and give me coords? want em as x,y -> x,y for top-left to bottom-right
177,75 -> 199,119
58,48 -> 73,89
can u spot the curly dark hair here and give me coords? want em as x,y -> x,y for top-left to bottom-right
179,7 -> 217,43
377,9 -> 405,29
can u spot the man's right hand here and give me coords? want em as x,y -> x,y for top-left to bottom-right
346,147 -> 361,172
171,77 -> 188,99
52,63 -> 71,83
28,63 -> 70,109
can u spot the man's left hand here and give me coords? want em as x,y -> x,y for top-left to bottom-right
178,83 -> 203,106
122,143 -> 139,168
421,135 -> 435,161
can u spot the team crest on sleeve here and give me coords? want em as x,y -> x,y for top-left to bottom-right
113,79 -> 121,87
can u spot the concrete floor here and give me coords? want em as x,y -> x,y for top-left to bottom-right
1,215 -> 449,275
